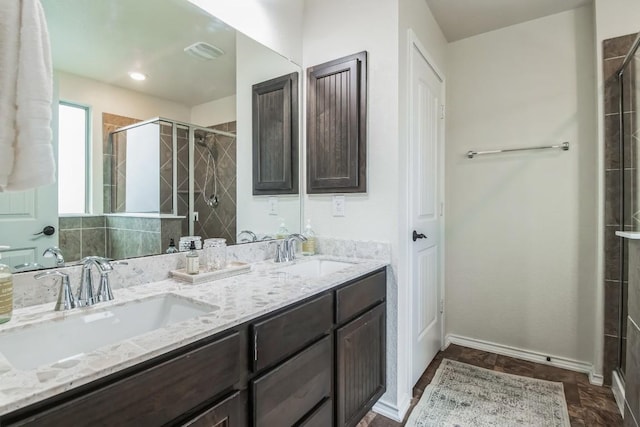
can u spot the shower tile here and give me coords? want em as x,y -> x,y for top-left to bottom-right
81,228 -> 106,258
603,33 -> 638,59
605,281 -> 621,336
630,244 -> 640,324
160,219 -> 182,251
59,216 -> 81,230
605,226 -> 622,281
604,334 -> 619,386
139,232 -> 162,257
606,170 -> 621,226
59,229 -> 81,263
627,320 -> 640,423
82,215 -> 105,229
625,401 -> 639,427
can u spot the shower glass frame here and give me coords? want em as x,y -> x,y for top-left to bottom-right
617,33 -> 640,380
110,117 -> 233,235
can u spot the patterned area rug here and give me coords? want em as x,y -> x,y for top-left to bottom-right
405,359 -> 570,427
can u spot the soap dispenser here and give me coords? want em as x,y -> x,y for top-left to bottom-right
0,246 -> 13,324
302,219 -> 316,256
276,218 -> 289,239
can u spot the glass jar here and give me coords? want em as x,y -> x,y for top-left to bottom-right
203,238 -> 227,271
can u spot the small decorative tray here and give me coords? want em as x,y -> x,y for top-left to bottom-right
170,261 -> 251,284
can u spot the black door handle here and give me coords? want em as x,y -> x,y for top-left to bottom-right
412,230 -> 427,242
34,225 -> 55,236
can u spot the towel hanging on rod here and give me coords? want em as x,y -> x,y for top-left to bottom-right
466,142 -> 569,159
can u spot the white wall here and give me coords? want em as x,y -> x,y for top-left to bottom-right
593,0 -> 640,377
57,71 -> 191,214
187,0 -> 303,64
445,7 -> 598,367
191,95 -> 236,127
235,33 -> 301,237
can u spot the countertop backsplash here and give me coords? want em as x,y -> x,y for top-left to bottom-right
12,238 -> 391,310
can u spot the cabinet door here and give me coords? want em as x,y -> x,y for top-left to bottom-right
252,336 -> 332,427
336,303 -> 386,427
181,391 -> 247,427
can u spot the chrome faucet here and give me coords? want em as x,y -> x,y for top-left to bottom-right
35,270 -> 76,311
96,260 -> 127,302
285,234 -> 307,262
43,246 -> 65,267
78,257 -> 114,307
238,230 -> 257,243
270,234 -> 307,263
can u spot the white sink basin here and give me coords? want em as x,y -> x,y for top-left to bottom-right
276,259 -> 355,278
0,294 -> 214,370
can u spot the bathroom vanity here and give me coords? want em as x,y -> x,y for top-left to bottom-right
0,258 -> 387,427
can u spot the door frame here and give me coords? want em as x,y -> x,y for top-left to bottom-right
405,28 -> 446,385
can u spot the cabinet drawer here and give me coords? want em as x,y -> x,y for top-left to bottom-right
8,331 -> 245,427
298,398 -> 333,427
252,335 -> 332,427
336,270 -> 385,324
252,293 -> 332,371
181,391 -> 247,427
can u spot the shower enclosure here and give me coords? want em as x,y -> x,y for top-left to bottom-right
605,32 -> 640,388
109,117 -> 237,250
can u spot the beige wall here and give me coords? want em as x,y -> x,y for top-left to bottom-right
444,7 -> 598,367
191,95 -> 236,127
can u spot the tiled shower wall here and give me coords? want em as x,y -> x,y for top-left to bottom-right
603,33 -> 637,386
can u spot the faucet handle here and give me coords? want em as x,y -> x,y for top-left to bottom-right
269,240 -> 287,263
35,270 -> 76,311
96,260 -> 127,303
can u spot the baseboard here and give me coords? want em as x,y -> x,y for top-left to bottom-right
612,370 -> 625,416
372,393 -> 411,423
445,334 -> 601,386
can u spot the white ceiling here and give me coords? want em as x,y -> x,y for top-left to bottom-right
41,0 -> 237,107
425,0 -> 593,42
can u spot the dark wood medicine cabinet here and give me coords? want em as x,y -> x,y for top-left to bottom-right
306,51 -> 367,194
252,72 -> 299,195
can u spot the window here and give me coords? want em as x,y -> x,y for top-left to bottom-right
58,102 -> 89,214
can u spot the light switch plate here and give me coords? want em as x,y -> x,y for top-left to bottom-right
268,197 -> 278,215
332,195 -> 345,217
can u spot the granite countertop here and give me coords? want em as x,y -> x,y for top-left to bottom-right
0,255 -> 388,416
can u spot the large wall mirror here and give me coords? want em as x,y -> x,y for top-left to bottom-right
0,0 -> 302,271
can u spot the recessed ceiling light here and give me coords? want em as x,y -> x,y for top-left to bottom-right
128,71 -> 147,81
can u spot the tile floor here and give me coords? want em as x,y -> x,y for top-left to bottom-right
358,344 -> 623,426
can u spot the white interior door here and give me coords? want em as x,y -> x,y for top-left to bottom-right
0,88 -> 59,271
409,35 -> 444,386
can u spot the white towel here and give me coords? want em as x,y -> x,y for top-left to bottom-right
0,0 -> 54,192
0,2 -> 20,188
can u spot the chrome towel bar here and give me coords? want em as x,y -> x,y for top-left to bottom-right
466,141 -> 569,159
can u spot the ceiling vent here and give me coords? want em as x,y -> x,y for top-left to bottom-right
184,42 -> 224,60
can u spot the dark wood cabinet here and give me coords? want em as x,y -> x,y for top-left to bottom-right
181,391 -> 247,427
1,269 -> 387,427
252,336 -> 332,426
307,51 -> 367,194
252,72 -> 299,195
4,331 -> 246,427
336,303 -> 386,427
251,293 -> 333,372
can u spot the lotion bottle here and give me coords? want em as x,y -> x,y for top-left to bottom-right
186,241 -> 199,274
0,246 -> 13,324
302,220 -> 316,256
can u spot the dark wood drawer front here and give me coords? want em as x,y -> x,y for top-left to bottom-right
336,270 -> 385,324
298,398 -> 333,427
252,293 -> 333,371
181,391 -> 247,427
8,332 -> 244,427
336,304 -> 386,427
252,336 -> 332,427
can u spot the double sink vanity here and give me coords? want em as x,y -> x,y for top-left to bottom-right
0,253 -> 388,426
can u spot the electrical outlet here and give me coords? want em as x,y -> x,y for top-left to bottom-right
268,197 -> 278,215
193,211 -> 199,221
332,196 -> 345,217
